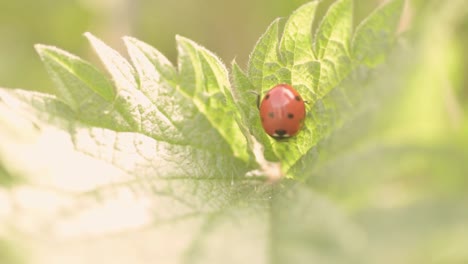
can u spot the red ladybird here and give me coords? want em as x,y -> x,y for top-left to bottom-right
259,84 -> 306,139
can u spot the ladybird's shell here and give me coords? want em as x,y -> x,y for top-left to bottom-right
259,84 -> 306,139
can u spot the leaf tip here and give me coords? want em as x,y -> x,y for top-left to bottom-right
34,44 -> 78,63
174,34 -> 185,42
122,36 -> 139,50
122,35 -> 137,44
175,35 -> 195,48
83,32 -> 102,47
231,58 -> 238,67
34,43 -> 46,52
34,44 -> 49,60
34,44 -> 57,57
83,31 -> 94,39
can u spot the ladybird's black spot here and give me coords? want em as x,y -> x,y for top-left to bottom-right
287,113 -> 294,119
261,117 -> 265,122
295,95 -> 301,101
268,112 -> 274,118
265,94 -> 270,100
274,129 -> 287,137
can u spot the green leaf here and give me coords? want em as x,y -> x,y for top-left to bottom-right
0,89 -> 200,181
34,44 -> 130,130
247,18 -> 282,91
238,0 -> 355,175
122,36 -> 188,143
279,1 -> 318,66
85,32 -> 146,130
35,45 -> 115,105
352,0 -> 404,67
123,37 -> 238,155
314,0 -> 352,59
177,36 -> 249,160
0,86 -> 261,264
313,0 -> 353,97
231,62 -> 277,165
279,0 -> 321,109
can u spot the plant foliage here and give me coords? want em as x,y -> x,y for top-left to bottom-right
1,0 -> 468,263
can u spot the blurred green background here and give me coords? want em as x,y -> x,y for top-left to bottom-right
0,0 -> 389,93
1,0 -> 466,97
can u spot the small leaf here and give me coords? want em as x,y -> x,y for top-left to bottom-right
231,61 -> 276,163
124,36 -> 177,90
86,33 -> 186,142
123,37 -> 188,143
177,36 -> 249,161
35,44 -> 131,130
247,18 -> 282,91
279,1 -> 321,104
279,1 -> 318,66
314,0 -> 353,97
230,61 -> 256,125
35,45 -> 114,106
241,0 -> 356,174
352,0 -> 404,67
85,32 -> 147,130
314,0 -> 353,59
84,32 -> 138,93
123,37 -> 233,154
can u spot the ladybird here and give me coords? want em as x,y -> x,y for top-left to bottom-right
259,84 -> 306,139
